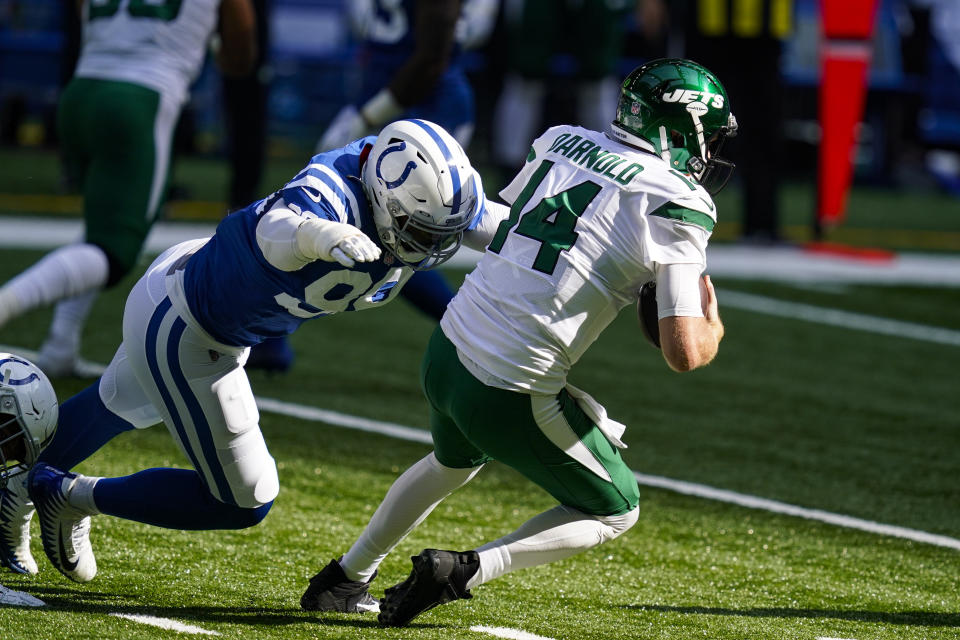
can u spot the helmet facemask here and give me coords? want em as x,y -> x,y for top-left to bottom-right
691,113 -> 738,195
0,396 -> 36,487
380,196 -> 471,270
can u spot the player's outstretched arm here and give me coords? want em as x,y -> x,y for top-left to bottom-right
217,0 -> 257,77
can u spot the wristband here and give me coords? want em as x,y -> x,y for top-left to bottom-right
359,89 -> 404,128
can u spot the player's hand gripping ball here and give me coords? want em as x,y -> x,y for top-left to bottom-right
637,281 -> 660,349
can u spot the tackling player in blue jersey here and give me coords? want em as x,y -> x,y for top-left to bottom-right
251,0 -> 500,374
3,119 -> 499,583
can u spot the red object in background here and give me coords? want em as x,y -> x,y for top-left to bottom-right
821,0 -> 877,38
816,0 -> 879,230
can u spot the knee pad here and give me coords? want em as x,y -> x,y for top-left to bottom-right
211,366 -> 279,508
223,447 -> 279,508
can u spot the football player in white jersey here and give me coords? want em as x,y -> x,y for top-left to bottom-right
300,58 -> 737,625
13,120 -> 493,587
0,0 -> 256,376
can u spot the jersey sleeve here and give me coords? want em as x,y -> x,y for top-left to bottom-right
463,200 -> 509,251
255,204 -> 311,272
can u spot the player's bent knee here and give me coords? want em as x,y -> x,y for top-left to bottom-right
214,499 -> 274,529
595,505 -> 640,541
226,459 -> 279,509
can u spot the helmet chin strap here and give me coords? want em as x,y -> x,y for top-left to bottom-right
658,126 -> 671,163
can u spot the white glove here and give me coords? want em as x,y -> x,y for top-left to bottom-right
330,234 -> 382,267
296,218 -> 382,268
316,105 -> 368,153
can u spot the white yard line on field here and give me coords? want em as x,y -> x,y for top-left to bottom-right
110,613 -> 221,635
257,396 -> 960,552
632,472 -> 960,551
470,625 -> 558,640
720,289 -> 960,347
817,637 -> 859,640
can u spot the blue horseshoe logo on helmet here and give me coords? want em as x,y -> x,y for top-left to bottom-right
376,141 -> 417,189
0,356 -> 39,385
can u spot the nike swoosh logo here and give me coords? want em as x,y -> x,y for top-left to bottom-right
301,187 -> 324,203
698,197 -> 715,212
58,528 -> 79,572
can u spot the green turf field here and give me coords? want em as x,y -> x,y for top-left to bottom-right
0,243 -> 958,639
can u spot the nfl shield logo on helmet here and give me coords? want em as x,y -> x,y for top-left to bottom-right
630,102 -> 640,115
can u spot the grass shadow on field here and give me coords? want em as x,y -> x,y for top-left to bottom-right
626,604 -> 960,628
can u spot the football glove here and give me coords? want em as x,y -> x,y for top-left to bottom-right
297,218 -> 382,268
637,281 -> 661,349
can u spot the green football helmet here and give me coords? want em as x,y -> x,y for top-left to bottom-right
610,58 -> 738,194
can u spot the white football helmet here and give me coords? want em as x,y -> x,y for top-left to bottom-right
362,119 -> 482,270
0,353 -> 58,487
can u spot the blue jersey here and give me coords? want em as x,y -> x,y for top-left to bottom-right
357,0 -> 473,134
182,138 -> 410,347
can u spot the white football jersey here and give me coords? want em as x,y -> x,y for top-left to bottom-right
75,0 -> 221,106
441,125 -> 716,395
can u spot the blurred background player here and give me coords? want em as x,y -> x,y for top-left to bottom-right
491,0 -> 636,178
18,120 -> 492,583
300,59 -> 734,623
232,0 -> 505,375
318,0 -> 497,151
222,0 -> 273,213
0,353 -> 59,576
0,0 -> 258,377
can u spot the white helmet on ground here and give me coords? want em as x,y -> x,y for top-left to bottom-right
362,119 -> 482,270
0,354 -> 58,487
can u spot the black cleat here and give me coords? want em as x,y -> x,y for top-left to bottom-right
301,558 -> 379,613
378,549 -> 479,627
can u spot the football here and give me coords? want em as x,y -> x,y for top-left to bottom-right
637,281 -> 660,349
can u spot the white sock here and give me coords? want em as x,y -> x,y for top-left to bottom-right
66,474 -> 102,516
577,76 -> 620,134
0,244 -> 108,327
340,452 -> 483,582
493,74 -> 546,168
467,504 -> 639,589
40,290 -> 99,359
